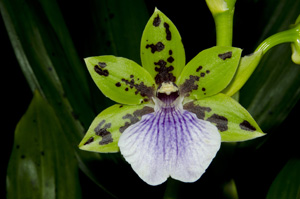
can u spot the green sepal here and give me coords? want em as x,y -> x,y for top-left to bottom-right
140,8 -> 185,85
177,46 -> 242,99
85,56 -> 156,105
79,104 -> 154,153
223,51 -> 263,96
183,93 -> 264,142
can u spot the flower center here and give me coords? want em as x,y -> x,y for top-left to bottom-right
156,82 -> 180,106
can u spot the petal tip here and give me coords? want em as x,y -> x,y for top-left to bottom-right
154,7 -> 160,13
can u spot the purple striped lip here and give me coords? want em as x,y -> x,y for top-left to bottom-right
118,96 -> 221,185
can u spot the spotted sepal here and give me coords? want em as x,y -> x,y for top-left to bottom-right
85,56 -> 156,105
79,104 -> 154,153
183,93 -> 265,142
140,8 -> 185,85
177,46 -> 242,99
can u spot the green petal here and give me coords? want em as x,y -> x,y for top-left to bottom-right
183,93 -> 265,142
222,51 -> 263,96
140,8 -> 185,85
177,46 -> 242,99
85,56 -> 156,105
79,104 -> 154,153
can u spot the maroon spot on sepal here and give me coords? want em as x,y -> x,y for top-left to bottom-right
119,106 -> 154,133
98,62 -> 107,68
153,14 -> 161,27
179,75 -> 200,96
94,120 -> 113,145
146,42 -> 165,53
218,51 -> 232,60
164,22 -> 172,40
196,66 -> 203,72
154,60 -> 176,84
183,102 -> 212,120
207,114 -> 228,132
115,82 -> 121,87
240,120 -> 256,132
84,137 -> 94,145
121,78 -> 155,99
167,56 -> 174,63
94,65 -> 109,77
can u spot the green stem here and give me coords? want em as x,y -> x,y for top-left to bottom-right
214,10 -> 234,46
205,0 -> 236,46
255,26 -> 299,55
163,179 -> 181,199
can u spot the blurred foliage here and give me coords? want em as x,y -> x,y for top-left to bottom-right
1,0 -> 300,198
266,158 -> 300,199
7,91 -> 82,199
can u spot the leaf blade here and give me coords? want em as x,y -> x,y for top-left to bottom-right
266,158 -> 300,199
6,91 -> 81,199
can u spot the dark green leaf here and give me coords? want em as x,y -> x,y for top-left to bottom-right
266,158 -> 300,199
240,0 -> 300,131
0,0 -> 119,197
82,0 -> 149,64
0,0 -> 94,128
6,91 -> 81,199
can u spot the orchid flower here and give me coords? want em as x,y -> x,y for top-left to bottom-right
79,8 -> 265,186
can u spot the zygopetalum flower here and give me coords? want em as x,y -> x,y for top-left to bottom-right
79,8 -> 264,186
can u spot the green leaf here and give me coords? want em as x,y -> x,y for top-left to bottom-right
83,0 -> 149,64
240,0 -> 300,131
177,46 -> 242,99
231,4 -> 300,131
183,93 -> 264,141
140,8 -> 185,85
266,158 -> 300,199
85,56 -> 156,105
0,1 -> 118,196
79,104 -> 154,153
0,0 -> 95,128
6,91 -> 81,199
223,51 -> 263,96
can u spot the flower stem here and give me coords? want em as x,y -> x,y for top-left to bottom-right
214,10 -> 234,46
254,26 -> 299,56
205,0 -> 237,47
